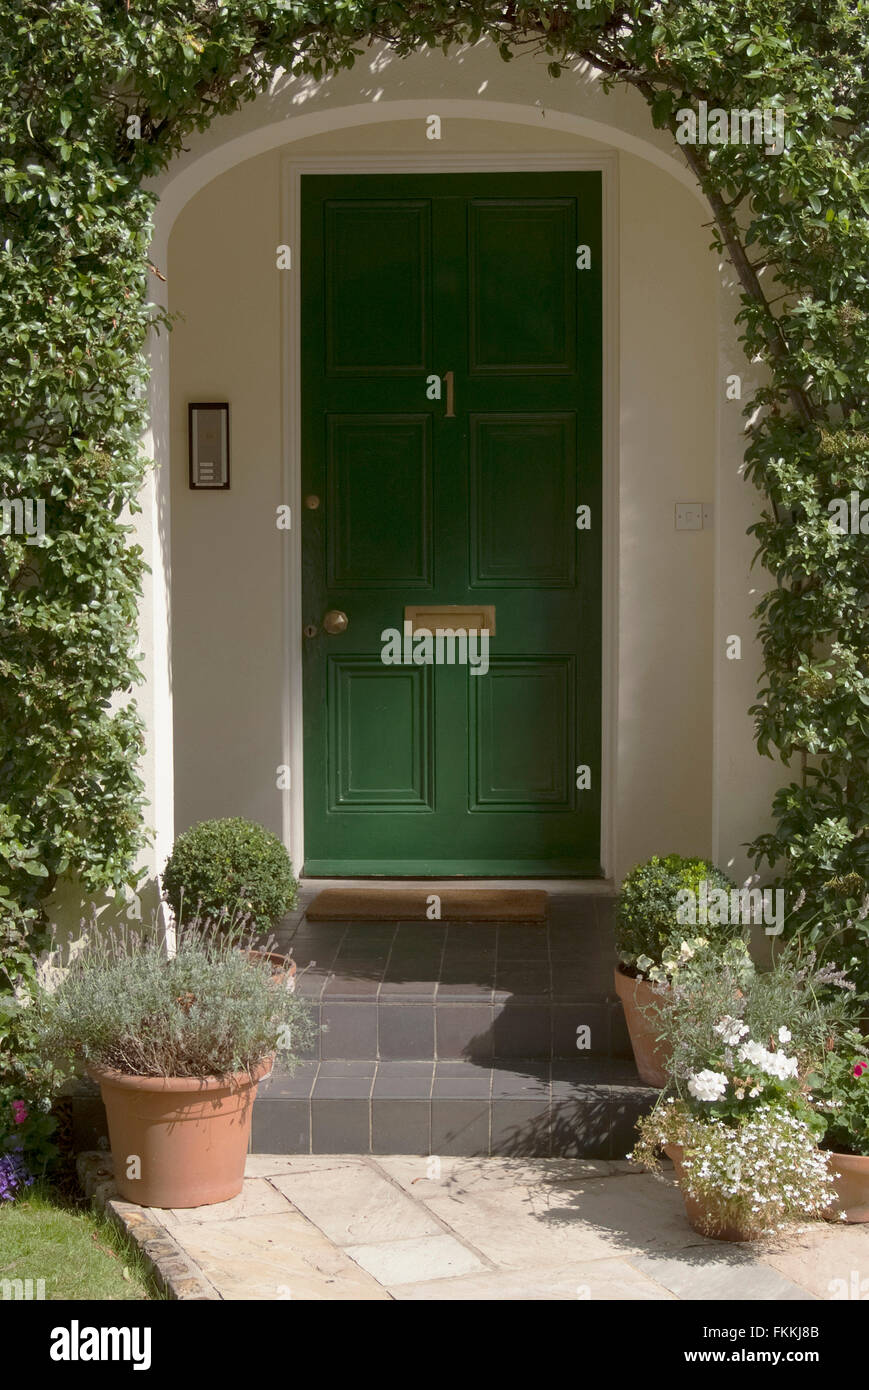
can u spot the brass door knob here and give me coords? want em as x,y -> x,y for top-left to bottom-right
322,609 -> 349,635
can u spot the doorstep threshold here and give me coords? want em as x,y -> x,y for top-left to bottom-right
298,876 -> 616,895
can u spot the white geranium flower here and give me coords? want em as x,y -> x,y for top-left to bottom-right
764,1051 -> 799,1080
714,1015 -> 750,1046
737,1039 -> 798,1080
778,1026 -> 792,1044
688,1069 -> 729,1102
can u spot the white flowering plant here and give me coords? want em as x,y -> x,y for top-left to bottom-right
632,1012 -> 835,1237
640,939 -> 855,1084
630,943 -> 857,1237
683,1027 -> 815,1121
632,1099 -> 834,1239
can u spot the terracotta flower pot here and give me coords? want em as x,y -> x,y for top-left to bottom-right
243,948 -> 297,989
613,964 -> 669,1086
88,1055 -> 274,1209
826,1151 -> 869,1223
665,1144 -> 752,1242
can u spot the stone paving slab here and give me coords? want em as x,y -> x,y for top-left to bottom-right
269,1163 -> 443,1244
628,1248 -> 816,1301
243,1153 -> 368,1178
371,1155 -> 706,1266
157,1178 -> 290,1228
391,1256 -> 677,1300
345,1233 -> 487,1285
78,1151 -> 869,1301
762,1223 -> 869,1301
169,1211 -> 390,1300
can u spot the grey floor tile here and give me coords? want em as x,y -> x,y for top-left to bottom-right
311,1098 -> 371,1153
433,1063 -> 492,1098
435,1004 -> 494,1060
251,1098 -> 311,1154
323,973 -> 382,998
490,1064 -> 550,1096
295,972 -> 329,999
313,1075 -> 375,1100
372,1099 -> 431,1155
490,1099 -> 550,1157
431,1099 -> 490,1156
373,1064 -> 435,1099
436,980 -> 495,1001
378,1004 -> 436,1059
552,1002 -> 610,1057
258,1062 -> 319,1098
496,927 -> 551,960
550,1092 -> 612,1159
494,966 -> 552,995
321,1001 -> 378,1059
379,977 -> 438,998
490,1003 -> 551,1057
318,1059 -> 377,1077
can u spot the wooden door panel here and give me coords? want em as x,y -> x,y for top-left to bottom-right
326,414 -> 432,587
470,413 -> 577,586
470,658 -> 575,811
468,200 -> 576,373
327,659 -> 433,811
325,200 -> 431,374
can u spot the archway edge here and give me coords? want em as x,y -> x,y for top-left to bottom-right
152,95 -> 705,250
143,89 -> 717,884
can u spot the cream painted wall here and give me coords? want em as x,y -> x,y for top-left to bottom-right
168,117 -> 718,880
170,150 -> 285,839
617,152 -> 716,868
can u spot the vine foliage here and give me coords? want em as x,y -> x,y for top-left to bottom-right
1,1 -> 868,998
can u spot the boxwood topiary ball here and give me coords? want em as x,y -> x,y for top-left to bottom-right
163,818 -> 298,932
615,853 -> 738,971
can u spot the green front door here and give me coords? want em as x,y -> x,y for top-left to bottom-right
301,172 -> 602,876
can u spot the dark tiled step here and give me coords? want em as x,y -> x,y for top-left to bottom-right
293,987 -> 631,1062
252,1058 -> 657,1159
277,902 -> 630,1061
278,906 -> 617,995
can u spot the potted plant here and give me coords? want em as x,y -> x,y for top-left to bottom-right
34,921 -> 316,1209
636,1094 -> 833,1242
631,944 -> 856,1239
163,817 -> 299,934
810,1029 -> 869,1222
163,818 -> 300,983
614,855 -> 738,1084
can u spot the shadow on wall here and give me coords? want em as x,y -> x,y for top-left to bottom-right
39,873 -> 165,990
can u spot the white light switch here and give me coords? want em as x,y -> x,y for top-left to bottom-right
675,503 -> 703,530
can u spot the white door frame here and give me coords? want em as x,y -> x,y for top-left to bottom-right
280,151 -> 619,878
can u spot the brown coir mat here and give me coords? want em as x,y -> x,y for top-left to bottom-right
305,888 -> 548,923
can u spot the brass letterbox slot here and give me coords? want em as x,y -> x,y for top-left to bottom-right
403,604 -> 495,635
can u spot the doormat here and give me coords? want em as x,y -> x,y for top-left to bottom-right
305,889 -> 548,923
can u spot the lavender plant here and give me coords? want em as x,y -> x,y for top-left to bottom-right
34,917 -> 316,1080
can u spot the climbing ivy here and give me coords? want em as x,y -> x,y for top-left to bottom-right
1,2 -> 867,985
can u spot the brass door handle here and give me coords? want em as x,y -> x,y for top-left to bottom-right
444,370 -> 455,418
322,609 -> 349,635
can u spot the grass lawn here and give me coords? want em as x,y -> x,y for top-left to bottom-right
0,1182 -> 161,1300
